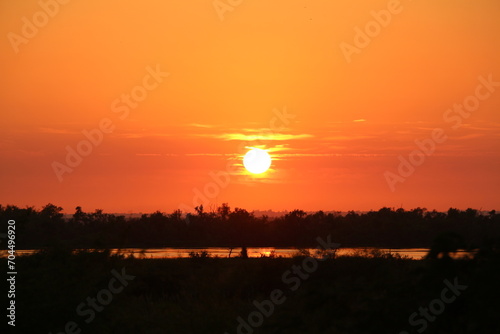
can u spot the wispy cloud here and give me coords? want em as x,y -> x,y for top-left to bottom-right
184,153 -> 237,157
324,135 -> 375,141
187,123 -> 216,128
203,133 -> 314,141
113,132 -> 173,139
274,153 -> 393,158
267,144 -> 292,153
135,153 -> 162,157
38,127 -> 79,134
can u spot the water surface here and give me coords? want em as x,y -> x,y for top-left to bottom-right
1,247 -> 476,260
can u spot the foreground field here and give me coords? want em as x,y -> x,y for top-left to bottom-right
6,246 -> 500,334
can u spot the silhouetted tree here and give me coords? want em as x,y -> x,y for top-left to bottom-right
217,203 -> 230,221
426,232 -> 467,259
240,246 -> 248,259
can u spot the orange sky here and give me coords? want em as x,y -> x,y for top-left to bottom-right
1,0 -> 499,213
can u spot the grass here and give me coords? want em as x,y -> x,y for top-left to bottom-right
5,247 -> 500,333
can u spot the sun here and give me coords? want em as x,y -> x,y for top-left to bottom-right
243,148 -> 272,174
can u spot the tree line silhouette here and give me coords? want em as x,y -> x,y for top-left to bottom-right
1,203 -> 499,249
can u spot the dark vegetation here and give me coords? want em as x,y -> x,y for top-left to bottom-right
1,203 -> 499,249
3,204 -> 500,333
4,244 -> 500,333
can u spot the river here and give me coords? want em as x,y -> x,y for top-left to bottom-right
1,247 -> 476,260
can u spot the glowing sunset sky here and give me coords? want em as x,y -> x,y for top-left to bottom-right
1,0 -> 499,213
